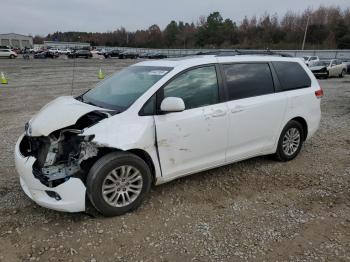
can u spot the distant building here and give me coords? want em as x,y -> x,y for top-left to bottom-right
0,33 -> 33,49
43,41 -> 91,49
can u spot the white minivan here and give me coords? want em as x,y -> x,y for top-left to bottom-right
15,54 -> 322,216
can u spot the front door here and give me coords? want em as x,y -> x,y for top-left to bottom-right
154,65 -> 229,179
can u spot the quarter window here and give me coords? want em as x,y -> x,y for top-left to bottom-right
223,63 -> 274,100
163,66 -> 219,110
140,94 -> 156,116
272,62 -> 311,91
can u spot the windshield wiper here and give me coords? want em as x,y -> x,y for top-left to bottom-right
75,89 -> 91,102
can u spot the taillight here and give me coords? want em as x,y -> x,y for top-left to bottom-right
315,88 -> 324,98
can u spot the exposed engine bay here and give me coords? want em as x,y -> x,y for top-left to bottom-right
19,111 -> 108,187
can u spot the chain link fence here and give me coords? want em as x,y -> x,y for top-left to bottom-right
96,46 -> 350,59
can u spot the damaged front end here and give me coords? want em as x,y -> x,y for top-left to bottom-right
19,111 -> 108,188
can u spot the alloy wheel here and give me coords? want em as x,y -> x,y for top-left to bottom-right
282,128 -> 301,156
102,165 -> 143,207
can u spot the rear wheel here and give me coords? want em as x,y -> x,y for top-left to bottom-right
339,69 -> 346,78
86,152 -> 152,217
275,120 -> 304,161
9,54 -> 15,59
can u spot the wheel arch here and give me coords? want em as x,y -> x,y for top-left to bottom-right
81,146 -> 157,184
290,116 -> 308,141
127,148 -> 156,184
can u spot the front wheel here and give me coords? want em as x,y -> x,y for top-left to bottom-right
9,54 -> 15,59
275,120 -> 304,161
86,152 -> 152,217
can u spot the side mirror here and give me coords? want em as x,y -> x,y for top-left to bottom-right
160,97 -> 185,113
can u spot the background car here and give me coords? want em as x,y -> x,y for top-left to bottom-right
95,49 -> 106,55
104,49 -> 120,58
34,48 -> 48,54
58,49 -> 71,55
12,48 -> 21,54
48,48 -> 60,54
34,51 -> 59,59
139,52 -> 167,59
302,55 -> 319,66
139,51 -> 154,58
341,59 -> 350,73
0,48 -> 18,59
67,50 -> 92,58
309,59 -> 347,78
118,50 -> 138,59
147,52 -> 168,59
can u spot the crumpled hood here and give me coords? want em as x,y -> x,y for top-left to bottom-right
28,96 -> 104,136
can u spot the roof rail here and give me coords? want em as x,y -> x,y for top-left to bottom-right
196,49 -> 293,57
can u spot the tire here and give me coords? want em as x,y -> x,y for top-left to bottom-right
339,69 -> 346,78
274,120 -> 304,161
86,152 -> 152,217
9,54 -> 15,59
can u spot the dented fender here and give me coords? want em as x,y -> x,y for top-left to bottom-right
83,113 -> 163,181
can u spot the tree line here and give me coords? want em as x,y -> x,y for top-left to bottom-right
34,6 -> 350,49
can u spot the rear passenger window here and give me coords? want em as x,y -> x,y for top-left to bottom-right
222,63 -> 274,100
272,62 -> 311,91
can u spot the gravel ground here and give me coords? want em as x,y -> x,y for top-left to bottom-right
0,58 -> 349,262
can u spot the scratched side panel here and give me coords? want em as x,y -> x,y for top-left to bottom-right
154,103 -> 228,180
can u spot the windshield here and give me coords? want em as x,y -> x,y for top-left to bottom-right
81,66 -> 172,111
313,61 -> 331,67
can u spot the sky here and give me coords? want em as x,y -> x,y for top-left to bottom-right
1,0 -> 349,36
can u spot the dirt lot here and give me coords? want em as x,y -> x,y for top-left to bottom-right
0,57 -> 349,262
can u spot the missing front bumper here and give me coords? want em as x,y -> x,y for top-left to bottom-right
15,134 -> 86,212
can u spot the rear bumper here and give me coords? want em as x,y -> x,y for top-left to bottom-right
14,134 -> 86,213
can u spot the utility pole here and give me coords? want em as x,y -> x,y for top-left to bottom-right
301,16 -> 310,50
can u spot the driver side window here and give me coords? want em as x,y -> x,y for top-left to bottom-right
163,66 -> 219,110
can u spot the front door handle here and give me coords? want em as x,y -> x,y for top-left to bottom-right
205,109 -> 227,118
231,106 -> 245,114
211,109 -> 227,117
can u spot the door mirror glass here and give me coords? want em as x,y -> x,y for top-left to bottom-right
160,97 -> 185,113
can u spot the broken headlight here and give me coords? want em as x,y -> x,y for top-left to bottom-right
31,131 -> 98,187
